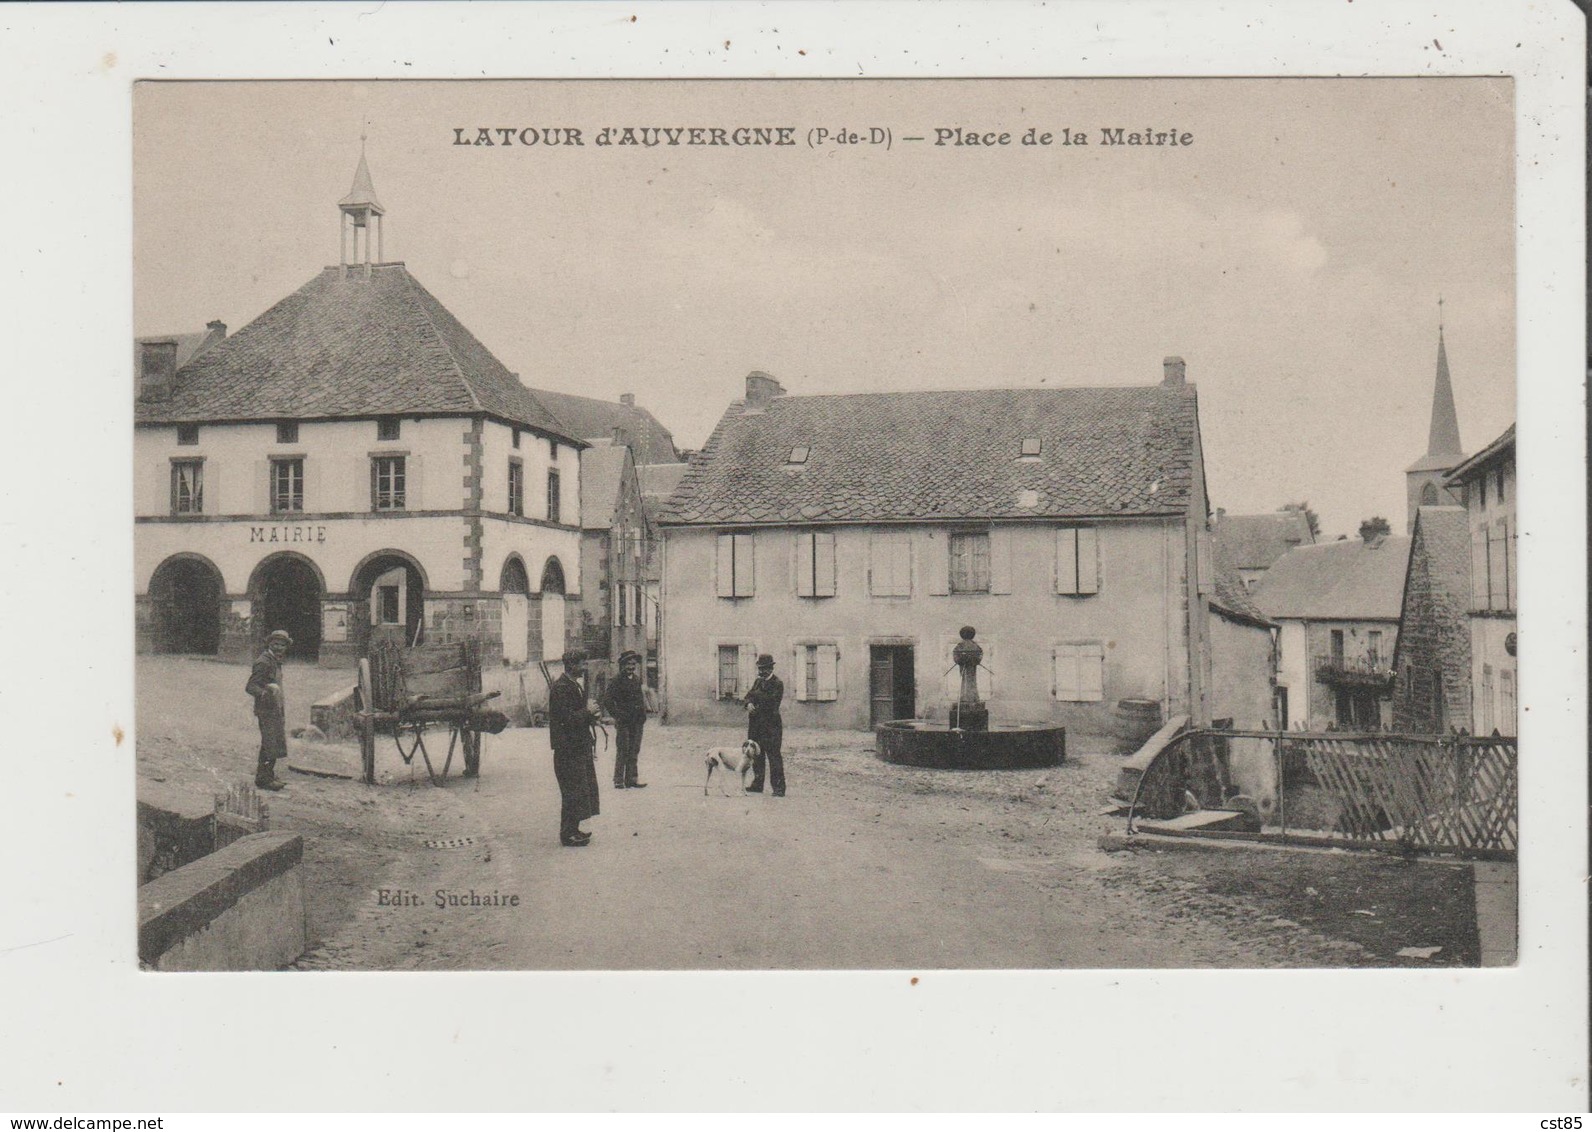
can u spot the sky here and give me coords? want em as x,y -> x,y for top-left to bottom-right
134,78 -> 1515,540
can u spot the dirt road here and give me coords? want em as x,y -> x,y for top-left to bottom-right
137,657 -> 1480,970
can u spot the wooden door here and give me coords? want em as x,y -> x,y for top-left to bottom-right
870,646 -> 915,727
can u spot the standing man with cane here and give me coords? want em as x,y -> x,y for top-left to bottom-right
744,653 -> 786,796
549,648 -> 601,846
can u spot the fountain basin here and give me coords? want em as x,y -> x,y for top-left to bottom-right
875,719 -> 1065,769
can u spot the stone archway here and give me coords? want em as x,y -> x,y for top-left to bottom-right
500,556 -> 531,665
248,553 -> 323,661
349,551 -> 427,654
539,556 -> 567,662
147,554 -> 224,655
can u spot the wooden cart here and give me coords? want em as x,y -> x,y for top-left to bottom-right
355,636 -> 507,785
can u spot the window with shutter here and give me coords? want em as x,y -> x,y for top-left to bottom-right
870,532 -> 912,597
949,531 -> 991,593
716,645 -> 741,699
714,534 -> 757,598
1056,526 -> 1100,595
816,644 -> 839,701
171,460 -> 204,515
1471,525 -> 1489,610
1053,642 -> 1105,702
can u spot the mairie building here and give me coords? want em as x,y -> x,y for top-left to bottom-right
134,155 -> 584,666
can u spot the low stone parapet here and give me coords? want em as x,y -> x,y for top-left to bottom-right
137,779 -> 215,883
309,682 -> 359,740
138,831 -> 306,971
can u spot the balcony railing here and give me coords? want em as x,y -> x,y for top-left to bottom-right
1313,654 -> 1395,688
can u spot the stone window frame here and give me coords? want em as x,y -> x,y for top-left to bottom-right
371,453 -> 408,511
269,456 -> 305,514
948,529 -> 992,594
546,468 -> 562,524
507,458 -> 524,517
169,457 -> 204,515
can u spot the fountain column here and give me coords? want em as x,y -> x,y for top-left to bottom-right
950,625 -> 989,732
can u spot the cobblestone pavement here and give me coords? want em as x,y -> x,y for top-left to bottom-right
136,657 -> 1480,970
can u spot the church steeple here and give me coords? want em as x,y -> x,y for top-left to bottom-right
338,133 -> 386,270
1404,303 -> 1468,531
1425,303 -> 1464,460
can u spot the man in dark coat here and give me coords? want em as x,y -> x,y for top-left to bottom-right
600,650 -> 648,789
245,629 -> 293,790
549,648 -> 601,846
744,653 -> 786,796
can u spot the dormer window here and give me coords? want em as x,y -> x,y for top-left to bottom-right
787,445 -> 810,465
1019,438 -> 1042,458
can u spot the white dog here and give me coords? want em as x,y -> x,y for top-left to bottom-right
704,740 -> 761,796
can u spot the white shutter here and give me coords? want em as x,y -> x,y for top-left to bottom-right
1077,527 -> 1099,594
1055,645 -> 1080,701
818,644 -> 839,700
253,460 -> 270,514
792,647 -> 808,702
989,529 -> 1012,594
1080,642 -> 1105,701
203,462 -> 219,516
795,532 -> 815,597
734,533 -> 756,596
1504,519 -> 1516,609
407,454 -> 424,511
925,530 -> 949,595
303,458 -> 320,515
815,531 -> 837,597
1470,526 -> 1488,610
1055,528 -> 1078,594
868,533 -> 884,596
895,534 -> 913,596
716,535 -> 735,598
739,645 -> 757,697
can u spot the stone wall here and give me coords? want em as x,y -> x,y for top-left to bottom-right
137,780 -> 216,884
138,832 -> 306,971
1392,507 -> 1472,733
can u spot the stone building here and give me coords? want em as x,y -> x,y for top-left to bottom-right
1390,506 -> 1473,733
1210,508 -> 1315,592
571,440 -> 652,693
1254,534 -> 1411,730
658,361 -> 1273,734
1443,424 -> 1517,736
135,153 -> 584,666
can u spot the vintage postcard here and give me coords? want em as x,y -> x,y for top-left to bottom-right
5,0 -> 1586,1115
132,76 -> 1520,974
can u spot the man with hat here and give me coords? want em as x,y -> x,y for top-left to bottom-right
599,649 -> 648,789
744,653 -> 786,796
245,629 -> 293,790
549,648 -> 601,846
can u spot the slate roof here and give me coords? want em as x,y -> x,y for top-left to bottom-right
661,385 -> 1200,525
135,326 -> 224,379
133,263 -> 573,438
1209,544 -> 1277,629
1253,535 -> 1413,622
579,442 -> 635,531
1211,510 -> 1315,571
637,462 -> 688,526
527,388 -> 682,465
1443,423 -> 1514,485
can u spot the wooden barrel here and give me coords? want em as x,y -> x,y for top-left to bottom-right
1115,697 -> 1163,754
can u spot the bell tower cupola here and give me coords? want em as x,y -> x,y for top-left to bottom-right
338,132 -> 386,271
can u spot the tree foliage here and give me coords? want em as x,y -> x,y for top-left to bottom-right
1358,516 -> 1393,541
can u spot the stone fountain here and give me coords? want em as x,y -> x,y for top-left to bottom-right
875,626 -> 1065,769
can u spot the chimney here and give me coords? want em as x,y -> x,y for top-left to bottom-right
744,370 -> 786,411
1162,356 -> 1186,386
611,425 -> 632,450
620,393 -> 635,407
138,339 -> 178,400
206,319 -> 227,338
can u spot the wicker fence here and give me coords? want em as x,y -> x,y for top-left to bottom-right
1129,728 -> 1517,859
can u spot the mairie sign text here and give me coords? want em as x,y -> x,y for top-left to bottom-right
251,524 -> 328,544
